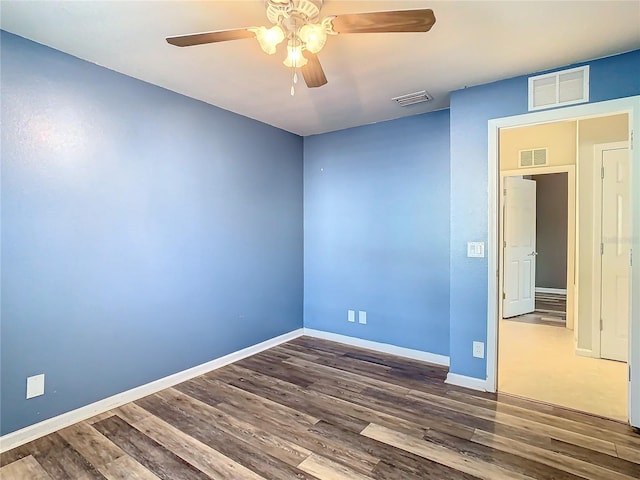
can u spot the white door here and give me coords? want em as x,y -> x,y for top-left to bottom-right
600,147 -> 630,362
503,177 -> 537,318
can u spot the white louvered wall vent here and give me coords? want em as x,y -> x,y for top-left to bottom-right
519,148 -> 548,168
518,148 -> 548,168
528,66 -> 589,111
392,90 -> 433,107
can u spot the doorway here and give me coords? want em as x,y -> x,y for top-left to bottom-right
495,113 -> 631,422
499,165 -> 628,421
502,172 -> 569,325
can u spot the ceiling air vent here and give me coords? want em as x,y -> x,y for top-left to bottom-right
392,90 -> 433,107
519,148 -> 548,168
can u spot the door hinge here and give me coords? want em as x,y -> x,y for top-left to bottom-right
631,249 -> 633,267
502,292 -> 506,300
600,243 -> 604,255
629,365 -> 632,382
601,166 -> 605,179
631,130 -> 634,150
503,188 -> 507,196
600,318 -> 603,331
503,241 -> 507,248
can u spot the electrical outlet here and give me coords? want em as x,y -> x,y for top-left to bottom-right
358,311 -> 367,325
348,310 -> 355,322
473,341 -> 485,359
26,374 -> 45,399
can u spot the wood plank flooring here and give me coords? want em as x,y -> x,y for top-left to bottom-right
2,336 -> 639,479
506,311 -> 566,327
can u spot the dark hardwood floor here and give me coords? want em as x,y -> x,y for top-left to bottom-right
2,336 -> 639,479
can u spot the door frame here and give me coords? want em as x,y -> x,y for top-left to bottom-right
592,141 -> 630,359
499,166 -> 576,331
485,95 -> 640,429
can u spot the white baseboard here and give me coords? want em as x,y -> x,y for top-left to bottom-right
535,287 -> 567,295
1,327 -> 454,452
575,347 -> 594,358
444,372 -> 487,392
302,328 -> 450,367
0,328 -> 304,453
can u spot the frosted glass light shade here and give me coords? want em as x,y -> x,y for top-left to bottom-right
251,25 -> 285,55
283,43 -> 308,68
298,23 -> 327,54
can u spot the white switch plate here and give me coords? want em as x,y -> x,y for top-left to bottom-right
358,311 -> 367,325
473,341 -> 485,359
348,310 -> 355,322
467,242 -> 485,258
26,374 -> 45,399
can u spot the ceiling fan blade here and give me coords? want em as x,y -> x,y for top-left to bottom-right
166,29 -> 255,47
301,52 -> 328,88
331,9 -> 435,34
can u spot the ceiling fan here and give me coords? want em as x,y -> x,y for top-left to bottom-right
166,0 -> 436,95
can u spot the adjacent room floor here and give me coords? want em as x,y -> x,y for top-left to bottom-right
499,318 -> 628,422
2,336 -> 639,479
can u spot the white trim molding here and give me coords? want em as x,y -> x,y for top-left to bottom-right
535,287 -> 568,295
303,328 -> 450,367
0,329 -> 304,453
445,373 -> 488,392
575,347 -> 594,358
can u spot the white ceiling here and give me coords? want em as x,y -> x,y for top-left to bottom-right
1,1 -> 639,136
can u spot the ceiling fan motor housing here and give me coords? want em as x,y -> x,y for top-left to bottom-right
265,0 -> 323,28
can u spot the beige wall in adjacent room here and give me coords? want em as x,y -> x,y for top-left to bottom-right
500,121 -> 577,171
576,113 -> 629,351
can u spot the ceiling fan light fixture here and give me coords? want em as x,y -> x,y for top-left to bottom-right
298,23 -> 327,54
250,25 -> 285,55
283,41 -> 308,68
167,4 -> 436,92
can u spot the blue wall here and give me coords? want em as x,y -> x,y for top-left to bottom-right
449,49 -> 640,379
2,28 -> 639,437
0,31 -> 303,435
304,111 -> 451,355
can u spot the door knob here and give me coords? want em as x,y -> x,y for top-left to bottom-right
529,251 -> 538,256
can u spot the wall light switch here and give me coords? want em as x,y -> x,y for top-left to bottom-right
348,310 -> 355,322
27,374 -> 45,399
473,341 -> 485,359
358,311 -> 367,325
467,242 -> 485,258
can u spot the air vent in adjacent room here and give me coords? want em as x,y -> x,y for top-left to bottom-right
519,148 -> 548,168
392,90 -> 433,107
528,65 -> 589,111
